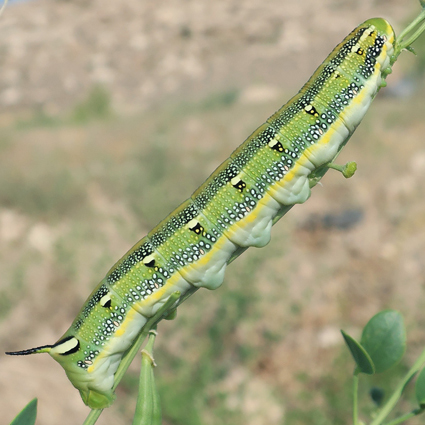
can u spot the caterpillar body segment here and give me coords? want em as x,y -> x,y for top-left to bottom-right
6,18 -> 396,409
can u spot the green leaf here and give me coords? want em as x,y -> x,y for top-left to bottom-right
416,368 -> 425,407
10,398 -> 37,425
361,310 -> 406,374
341,330 -> 375,375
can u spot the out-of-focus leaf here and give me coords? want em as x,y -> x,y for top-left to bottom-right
415,367 -> 425,407
10,398 -> 37,425
341,330 -> 375,375
361,310 -> 406,374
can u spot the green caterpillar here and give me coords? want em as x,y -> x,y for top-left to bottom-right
5,18 -> 398,409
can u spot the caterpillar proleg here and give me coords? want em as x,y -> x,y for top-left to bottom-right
5,15 -> 420,410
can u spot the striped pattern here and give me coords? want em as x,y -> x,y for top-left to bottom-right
7,18 -> 396,409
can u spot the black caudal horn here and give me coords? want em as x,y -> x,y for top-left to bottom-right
5,345 -> 53,355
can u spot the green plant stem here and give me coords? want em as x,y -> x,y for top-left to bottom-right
0,0 -> 9,17
383,408 -> 424,425
370,347 -> 425,425
353,369 -> 360,425
82,408 -> 102,425
132,328 -> 161,425
392,8 -> 425,63
397,9 -> 425,41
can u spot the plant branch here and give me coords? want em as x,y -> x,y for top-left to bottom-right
370,347 -> 425,425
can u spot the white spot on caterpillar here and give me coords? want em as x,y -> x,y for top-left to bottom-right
51,337 -> 79,355
268,139 -> 279,148
187,218 -> 198,229
143,255 -> 155,266
230,176 -> 241,186
351,43 -> 360,53
360,28 -> 373,41
100,293 -> 111,308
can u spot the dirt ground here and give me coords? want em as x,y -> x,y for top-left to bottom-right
1,1 -> 425,424
0,0 -> 416,115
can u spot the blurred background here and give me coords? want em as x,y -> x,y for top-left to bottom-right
1,0 -> 425,424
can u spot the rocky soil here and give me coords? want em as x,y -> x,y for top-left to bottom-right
0,0 -> 415,114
